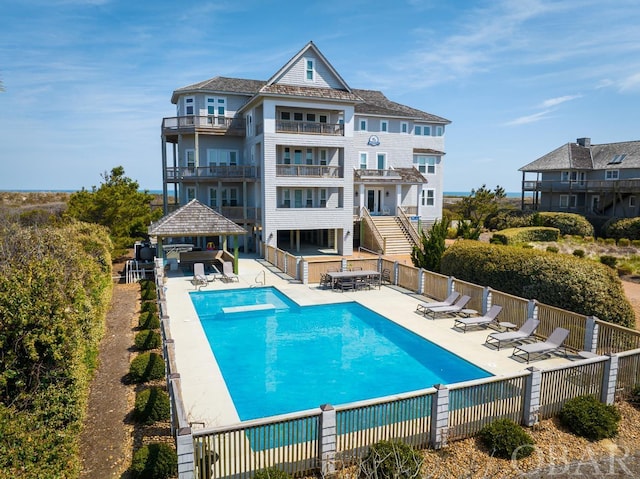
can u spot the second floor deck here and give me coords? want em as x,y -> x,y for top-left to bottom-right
523,178 -> 640,193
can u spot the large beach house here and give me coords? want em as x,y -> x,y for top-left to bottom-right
520,137 -> 640,219
160,42 -> 450,255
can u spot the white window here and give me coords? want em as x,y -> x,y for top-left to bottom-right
630,196 -> 637,208
206,96 -> 226,117
282,189 -> 291,208
320,188 -> 327,207
306,113 -> 316,122
435,125 -> 444,136
186,187 -> 196,202
380,120 -> 388,133
294,189 -> 303,208
221,188 -> 238,207
561,171 -> 570,183
206,149 -> 238,166
306,189 -> 313,207
401,122 -> 408,134
415,126 -> 422,135
606,170 -> 619,180
359,152 -> 368,169
294,149 -> 303,164
360,119 -> 367,131
280,111 -> 291,120
185,149 -> 195,169
421,189 -> 435,206
319,149 -> 328,166
208,188 -> 217,208
306,149 -> 313,165
294,112 -> 303,121
184,96 -> 194,115
422,125 -> 431,136
305,59 -> 314,81
283,147 -> 291,164
415,156 -> 436,174
319,114 -> 327,123
559,195 -> 577,208
377,153 -> 386,170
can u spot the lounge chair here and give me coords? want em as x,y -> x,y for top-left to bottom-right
222,261 -> 239,282
423,295 -> 471,319
191,262 -> 214,290
511,327 -> 570,363
416,291 -> 460,314
454,305 -> 503,333
485,318 -> 540,350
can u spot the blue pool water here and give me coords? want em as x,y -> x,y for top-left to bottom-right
190,287 -> 491,421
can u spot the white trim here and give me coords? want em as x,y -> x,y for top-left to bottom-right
359,118 -> 368,132
605,169 -> 619,180
421,188 -> 435,207
401,122 -> 408,134
380,120 -> 389,133
376,152 -> 387,170
359,152 -> 368,169
305,58 -> 315,82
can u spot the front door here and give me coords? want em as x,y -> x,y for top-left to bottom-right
367,188 -> 382,214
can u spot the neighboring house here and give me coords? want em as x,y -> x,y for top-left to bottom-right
161,41 -> 450,255
520,138 -> 640,219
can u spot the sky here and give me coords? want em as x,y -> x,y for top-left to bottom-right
1,0 -> 640,193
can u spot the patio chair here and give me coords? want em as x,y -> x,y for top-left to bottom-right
416,291 -> 460,314
320,273 -> 333,290
453,305 -> 503,333
485,318 -> 540,350
423,295 -> 471,319
191,262 -> 213,290
511,327 -> 570,363
221,261 -> 239,283
381,268 -> 392,284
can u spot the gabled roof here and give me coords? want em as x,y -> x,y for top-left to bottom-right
148,199 -> 247,237
520,139 -> 640,172
355,89 -> 450,123
171,77 -> 265,104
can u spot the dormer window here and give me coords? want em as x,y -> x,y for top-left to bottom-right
305,59 -> 314,81
609,154 -> 626,165
184,96 -> 194,116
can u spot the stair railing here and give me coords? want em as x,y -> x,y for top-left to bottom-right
360,207 -> 386,254
396,207 -> 421,248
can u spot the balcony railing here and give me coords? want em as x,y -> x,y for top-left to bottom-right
522,178 -> 640,193
165,166 -> 259,180
275,164 -> 343,178
275,120 -> 344,136
162,116 -> 245,135
166,203 -> 260,221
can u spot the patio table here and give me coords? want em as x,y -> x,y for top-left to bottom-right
327,270 -> 381,290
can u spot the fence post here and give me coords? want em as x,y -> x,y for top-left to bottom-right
301,260 -> 309,285
393,261 -> 399,285
319,404 -> 336,476
377,255 -> 383,272
447,276 -> 455,295
417,268 -> 424,295
429,384 -> 449,449
482,287 -> 491,315
601,354 -> 619,405
296,257 -> 301,281
523,367 -> 541,426
583,316 -> 599,354
176,427 -> 195,479
527,299 -> 538,321
341,258 -> 348,272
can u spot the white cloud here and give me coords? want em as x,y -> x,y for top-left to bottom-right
539,95 -> 581,108
505,110 -> 553,126
619,72 -> 640,92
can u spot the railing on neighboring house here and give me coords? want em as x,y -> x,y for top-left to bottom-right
165,166 -> 259,180
522,178 -> 640,193
275,120 -> 344,136
162,116 -> 245,134
275,164 -> 343,178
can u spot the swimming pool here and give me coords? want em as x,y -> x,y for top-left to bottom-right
190,287 -> 491,421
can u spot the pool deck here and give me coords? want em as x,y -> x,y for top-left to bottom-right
163,256 -> 574,429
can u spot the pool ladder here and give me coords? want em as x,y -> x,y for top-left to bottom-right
251,270 -> 266,287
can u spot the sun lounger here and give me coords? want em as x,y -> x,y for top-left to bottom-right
191,262 -> 214,290
511,327 -> 570,363
423,295 -> 471,319
454,305 -> 503,333
222,261 -> 239,282
485,318 -> 540,350
416,291 -> 460,314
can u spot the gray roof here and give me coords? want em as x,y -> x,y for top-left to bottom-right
520,139 -> 640,172
148,199 -> 247,237
353,89 -> 450,124
171,77 -> 265,104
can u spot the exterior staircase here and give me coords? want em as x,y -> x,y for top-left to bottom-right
370,216 -> 415,255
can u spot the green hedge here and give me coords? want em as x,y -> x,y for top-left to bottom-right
604,217 -> 640,240
492,227 -> 559,245
129,352 -> 166,383
485,209 -> 535,230
134,387 -> 171,425
485,211 -> 594,236
440,241 -> 634,328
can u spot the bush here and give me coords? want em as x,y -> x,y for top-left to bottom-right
632,240 -> 640,247
618,238 -> 631,247
600,255 -> 617,268
546,246 -> 559,253
536,212 -> 594,236
129,352 -> 165,383
141,287 -> 157,301
139,311 -> 161,330
134,387 -> 171,425
605,238 -> 616,245
630,385 -> 640,408
573,249 -> 585,258
131,442 -> 177,479
134,330 -> 162,351
360,440 -> 423,479
141,301 -> 158,314
253,468 -> 292,479
559,395 -> 620,441
478,418 -> 534,459
492,227 -> 559,245
440,241 -> 635,328
484,209 -> 535,230
605,217 -> 640,240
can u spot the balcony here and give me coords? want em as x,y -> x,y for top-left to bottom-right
165,166 -> 259,181
275,120 -> 344,136
166,203 -> 260,222
522,179 -> 640,193
162,116 -> 245,137
275,164 -> 343,178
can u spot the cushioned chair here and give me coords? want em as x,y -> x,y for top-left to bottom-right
485,318 -> 540,350
222,261 -> 239,282
191,262 -> 213,290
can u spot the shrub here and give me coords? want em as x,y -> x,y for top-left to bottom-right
134,387 -> 171,425
618,238 -> 631,247
573,249 -> 585,258
478,418 -> 534,459
600,255 -> 617,268
490,235 -> 506,245
605,217 -> 640,240
131,442 -> 177,479
584,236 -> 595,243
559,395 -> 620,441
605,238 -> 616,245
630,385 -> 640,408
632,240 -> 640,247
492,227 -> 559,245
536,212 -> 594,236
360,440 -> 423,479
484,209 -> 535,230
618,265 -> 633,276
141,287 -> 157,301
546,246 -> 559,253
446,227 -> 458,239
253,468 -> 292,479
134,330 -> 162,351
139,311 -> 161,329
129,352 -> 165,383
440,241 -> 635,328
141,301 -> 158,314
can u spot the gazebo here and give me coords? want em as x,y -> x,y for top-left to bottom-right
148,199 -> 247,272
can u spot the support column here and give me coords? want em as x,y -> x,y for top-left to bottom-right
176,427 -> 195,479
527,299 -> 538,321
418,268 -> 424,295
319,404 -> 336,476
482,287 -> 491,315
583,316 -> 599,354
296,230 -> 300,252
162,136 -> 168,214
523,367 -> 541,426
601,354 -> 619,405
429,384 -> 449,449
447,276 -> 455,296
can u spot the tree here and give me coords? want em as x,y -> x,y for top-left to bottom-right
454,184 -> 506,239
66,166 -> 161,252
410,215 -> 450,272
